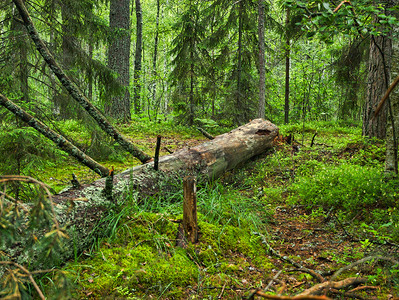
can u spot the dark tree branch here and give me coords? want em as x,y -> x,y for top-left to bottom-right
0,94 -> 109,177
11,0 -> 152,164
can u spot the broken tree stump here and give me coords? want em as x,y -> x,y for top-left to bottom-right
183,176 -> 198,243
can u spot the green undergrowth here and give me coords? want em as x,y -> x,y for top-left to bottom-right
35,120 -> 399,298
58,181 -> 272,299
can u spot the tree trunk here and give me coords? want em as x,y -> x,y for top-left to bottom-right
257,0 -> 266,119
150,0 -> 160,119
133,0 -> 143,115
362,26 -> 392,138
12,0 -> 152,164
4,119 -> 278,270
106,0 -> 131,122
284,8 -> 290,125
385,7 -> 399,174
236,2 -> 244,124
11,0 -> 29,103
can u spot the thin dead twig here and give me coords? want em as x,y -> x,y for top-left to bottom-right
297,277 -> 366,296
252,289 -> 332,299
0,261 -> 46,300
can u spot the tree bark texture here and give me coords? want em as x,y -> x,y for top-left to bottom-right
106,0 -> 132,122
385,5 -> 399,174
257,0 -> 266,119
12,0 -> 151,164
3,119 -> 278,270
183,176 -> 198,243
362,9 -> 393,139
133,0 -> 143,114
284,8 -> 290,125
11,0 -> 30,104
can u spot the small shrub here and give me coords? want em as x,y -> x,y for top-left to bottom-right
290,164 -> 399,213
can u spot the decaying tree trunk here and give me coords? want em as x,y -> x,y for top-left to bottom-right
4,119 -> 278,270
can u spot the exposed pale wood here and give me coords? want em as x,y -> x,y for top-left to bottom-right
183,176 -> 198,243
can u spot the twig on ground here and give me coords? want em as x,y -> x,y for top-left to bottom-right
197,127 -> 214,140
265,270 -> 282,292
287,268 -> 325,283
253,289 -> 332,299
218,282 -> 227,299
253,232 -> 323,283
310,132 -> 317,147
297,277 -> 366,296
330,255 -> 399,283
163,146 -> 173,154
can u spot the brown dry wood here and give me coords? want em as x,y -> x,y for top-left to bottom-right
3,119 -> 278,272
183,176 -> 198,243
250,289 -> 331,300
374,74 -> 399,118
297,277 -> 367,296
12,0 -> 151,164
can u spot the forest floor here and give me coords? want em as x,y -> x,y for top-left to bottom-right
33,120 -> 399,299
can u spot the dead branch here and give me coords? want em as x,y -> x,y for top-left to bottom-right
330,255 -> 399,283
374,74 -> 399,118
197,127 -> 215,139
249,289 -> 332,300
0,261 -> 46,300
287,268 -> 325,283
310,132 -> 317,147
265,270 -> 283,292
297,277 -> 367,296
163,146 -> 174,154
0,95 -> 110,177
347,285 -> 378,293
253,232 -> 324,283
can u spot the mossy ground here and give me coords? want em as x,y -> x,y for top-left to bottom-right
37,120 -> 399,299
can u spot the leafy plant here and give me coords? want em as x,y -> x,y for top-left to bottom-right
290,163 -> 399,213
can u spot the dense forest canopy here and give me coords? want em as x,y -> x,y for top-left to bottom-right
2,0 -> 394,128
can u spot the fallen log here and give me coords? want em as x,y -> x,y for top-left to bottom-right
2,119 -> 278,272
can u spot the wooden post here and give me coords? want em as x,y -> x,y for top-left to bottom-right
154,135 -> 161,171
183,176 -> 198,243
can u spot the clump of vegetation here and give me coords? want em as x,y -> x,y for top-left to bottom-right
290,164 -> 399,212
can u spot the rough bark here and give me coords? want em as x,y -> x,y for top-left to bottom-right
183,176 -> 198,243
284,8 -> 290,125
150,0 -> 160,114
362,2 -> 393,139
106,0 -> 132,122
133,0 -> 143,114
0,93 -> 109,177
4,119 -> 278,270
385,7 -> 399,174
257,0 -> 266,119
11,0 -> 29,103
236,2 -> 244,124
12,0 -> 151,163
